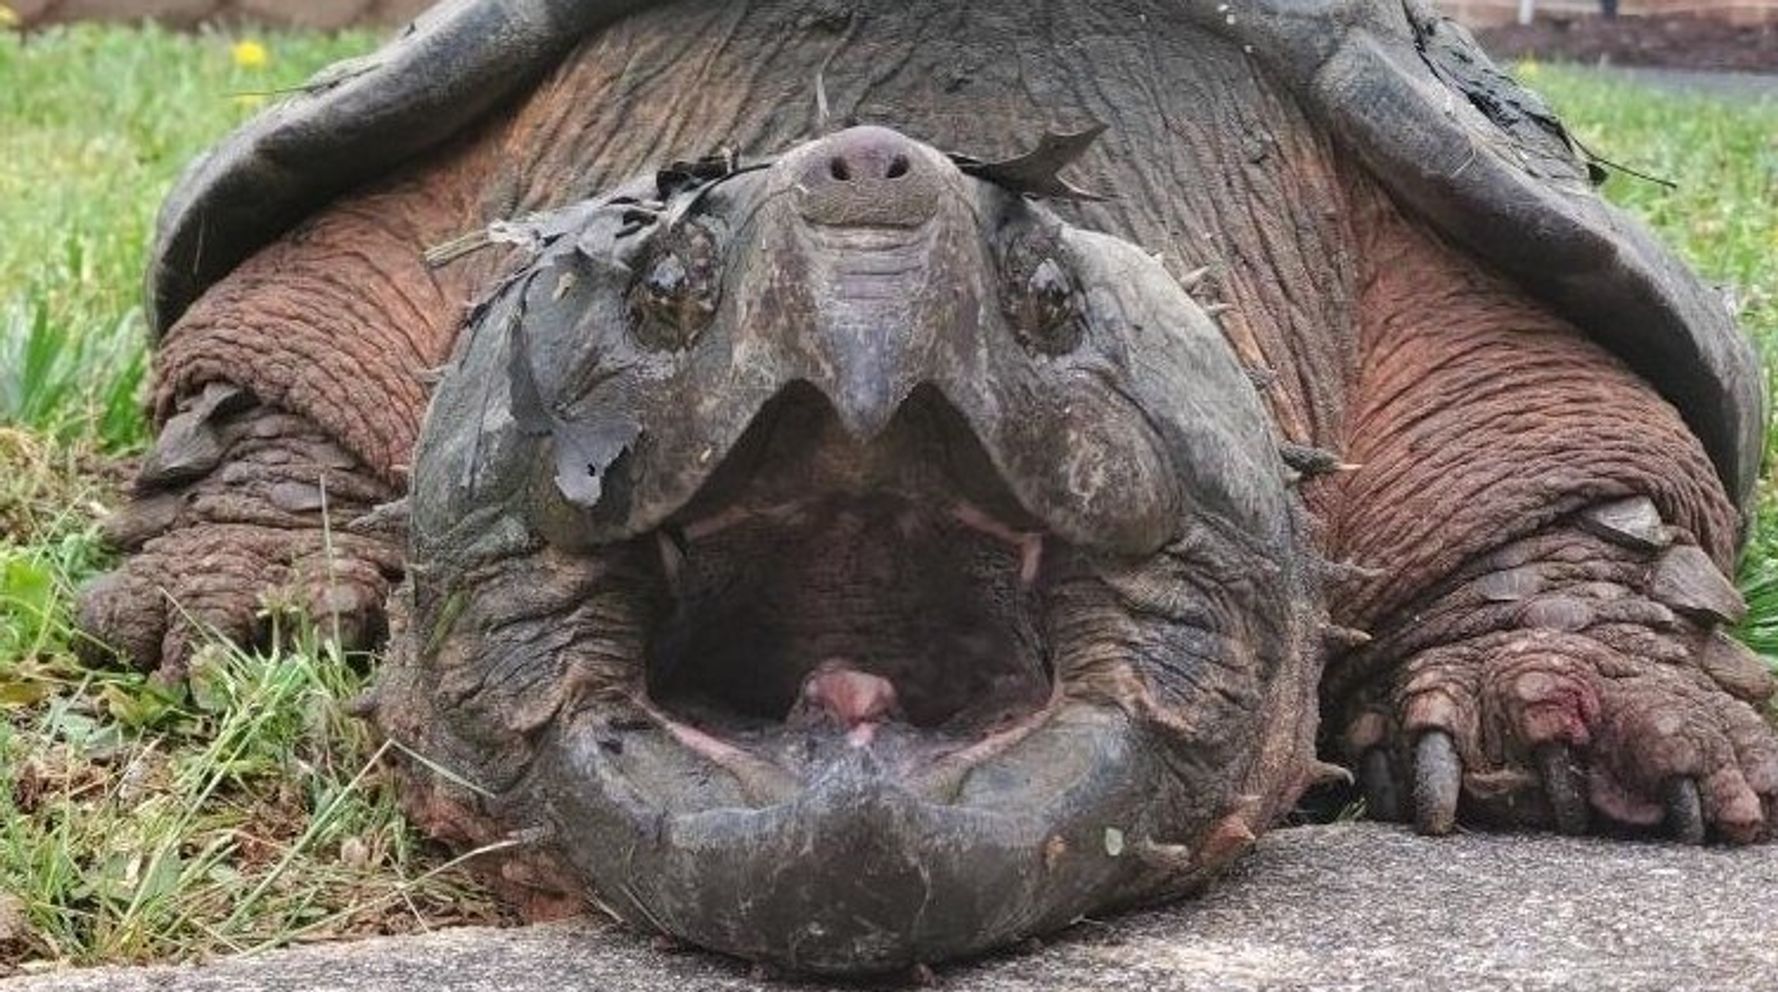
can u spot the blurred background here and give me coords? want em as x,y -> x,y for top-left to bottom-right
7,0 -> 1777,70
6,0 -> 428,31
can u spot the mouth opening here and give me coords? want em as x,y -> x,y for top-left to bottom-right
639,385 -> 1059,754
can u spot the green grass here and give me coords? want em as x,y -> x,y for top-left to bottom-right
0,24 -> 382,449
0,24 -> 505,972
1521,62 -> 1778,472
0,24 -> 1776,971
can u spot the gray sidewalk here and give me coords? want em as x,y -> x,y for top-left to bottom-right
10,822 -> 1778,991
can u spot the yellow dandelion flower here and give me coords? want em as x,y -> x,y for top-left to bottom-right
0,5 -> 20,29
1515,57 -> 1541,81
232,39 -> 270,70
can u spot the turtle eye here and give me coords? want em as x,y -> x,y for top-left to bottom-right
1000,231 -> 1082,356
630,223 -> 720,351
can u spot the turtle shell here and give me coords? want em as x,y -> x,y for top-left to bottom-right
147,0 -> 1763,510
145,0 -> 655,336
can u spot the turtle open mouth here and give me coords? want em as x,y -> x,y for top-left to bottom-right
637,383 -> 1062,766
383,120 -> 1322,972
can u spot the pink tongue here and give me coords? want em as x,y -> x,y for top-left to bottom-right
794,659 -> 900,742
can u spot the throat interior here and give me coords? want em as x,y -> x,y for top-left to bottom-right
645,493 -> 1051,735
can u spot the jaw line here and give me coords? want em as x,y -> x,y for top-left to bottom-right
544,701 -> 1182,974
626,678 -> 1075,809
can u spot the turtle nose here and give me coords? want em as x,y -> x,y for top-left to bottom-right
821,126 -> 918,184
796,126 -> 941,228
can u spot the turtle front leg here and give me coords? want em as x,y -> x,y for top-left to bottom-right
78,393 -> 405,679
1339,508 -> 1776,842
1321,198 -> 1777,842
77,176 -> 481,680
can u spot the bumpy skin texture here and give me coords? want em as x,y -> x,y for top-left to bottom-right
79,0 -> 1773,975
372,130 -> 1325,970
79,397 -> 402,676
1318,191 -> 1773,842
80,143 -> 498,673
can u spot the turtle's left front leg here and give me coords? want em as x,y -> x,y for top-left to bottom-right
1336,509 -> 1777,842
1322,202 -> 1778,843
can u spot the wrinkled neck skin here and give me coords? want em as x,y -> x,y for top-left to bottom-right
378,1 -> 1338,974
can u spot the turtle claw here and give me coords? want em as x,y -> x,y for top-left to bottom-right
1360,748 -> 1402,822
1412,730 -> 1461,836
1536,743 -> 1590,836
1664,778 -> 1706,845
1341,516 -> 1778,845
74,402 -> 401,679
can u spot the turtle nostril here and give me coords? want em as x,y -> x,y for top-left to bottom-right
797,127 -> 940,226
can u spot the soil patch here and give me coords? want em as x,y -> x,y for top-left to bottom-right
1478,15 -> 1778,72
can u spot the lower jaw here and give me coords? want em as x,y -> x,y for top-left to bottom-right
634,672 -> 1068,806
541,701 -> 1198,973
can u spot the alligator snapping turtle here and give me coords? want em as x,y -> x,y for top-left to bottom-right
80,0 -> 1775,974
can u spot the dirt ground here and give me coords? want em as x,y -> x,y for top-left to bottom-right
1479,15 -> 1778,72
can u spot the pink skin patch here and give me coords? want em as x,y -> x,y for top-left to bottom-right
949,501 -> 1045,587
794,659 -> 902,746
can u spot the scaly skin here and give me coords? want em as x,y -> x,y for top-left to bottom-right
1317,192 -> 1772,842
71,0 -> 1778,970
78,399 -> 401,678
80,148 -> 497,675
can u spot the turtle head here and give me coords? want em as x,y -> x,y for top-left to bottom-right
385,125 -> 1324,973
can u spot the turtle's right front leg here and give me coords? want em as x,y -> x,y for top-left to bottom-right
77,182 -> 479,679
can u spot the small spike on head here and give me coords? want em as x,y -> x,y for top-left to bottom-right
1134,837 -> 1195,873
1315,556 -> 1385,586
1244,366 -> 1279,391
1320,621 -> 1373,649
1193,811 -> 1257,872
1279,443 -> 1360,478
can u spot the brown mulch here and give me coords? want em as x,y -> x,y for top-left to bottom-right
1477,15 -> 1778,72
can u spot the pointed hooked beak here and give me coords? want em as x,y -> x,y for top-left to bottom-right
786,126 -> 967,442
